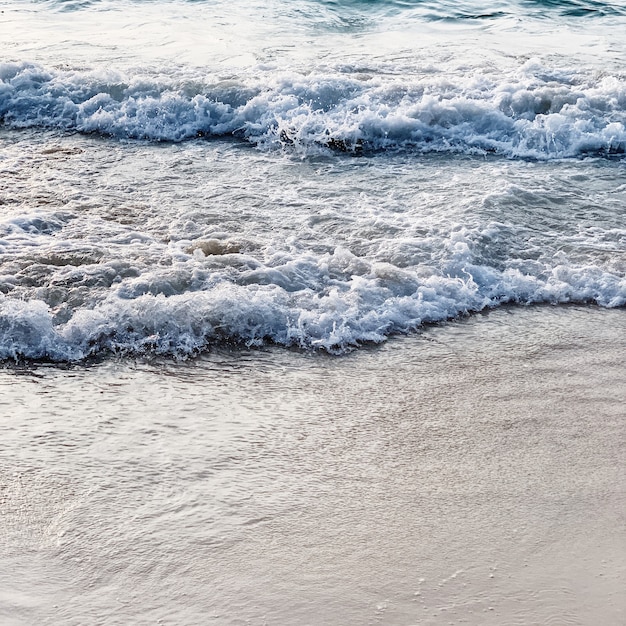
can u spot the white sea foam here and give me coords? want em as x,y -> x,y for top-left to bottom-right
1,0 -> 625,362
0,135 -> 624,362
1,61 -> 625,159
0,235 -> 624,360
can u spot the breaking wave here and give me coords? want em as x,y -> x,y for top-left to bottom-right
1,60 -> 625,159
1,226 -> 624,361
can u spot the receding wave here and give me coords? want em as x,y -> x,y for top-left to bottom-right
1,61 -> 625,159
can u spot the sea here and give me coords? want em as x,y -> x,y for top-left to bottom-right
1,1 -> 625,624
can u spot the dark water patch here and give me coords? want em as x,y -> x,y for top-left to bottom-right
522,0 -> 626,18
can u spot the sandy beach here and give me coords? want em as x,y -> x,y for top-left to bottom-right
1,304 -> 624,625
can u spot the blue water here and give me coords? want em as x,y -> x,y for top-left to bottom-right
0,0 -> 624,360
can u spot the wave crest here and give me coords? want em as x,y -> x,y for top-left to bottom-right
1,61 -> 625,158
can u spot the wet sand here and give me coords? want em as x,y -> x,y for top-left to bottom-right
1,305 -> 625,625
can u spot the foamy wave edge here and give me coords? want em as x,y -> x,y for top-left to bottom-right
1,264 -> 624,362
1,61 -> 625,158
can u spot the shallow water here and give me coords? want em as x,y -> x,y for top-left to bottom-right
1,0 -> 626,360
1,126 -> 625,359
1,305 -> 625,624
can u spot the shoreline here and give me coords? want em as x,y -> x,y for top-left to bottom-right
1,304 -> 625,625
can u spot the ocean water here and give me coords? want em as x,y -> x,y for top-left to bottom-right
0,0 -> 625,360
1,3 -> 626,624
